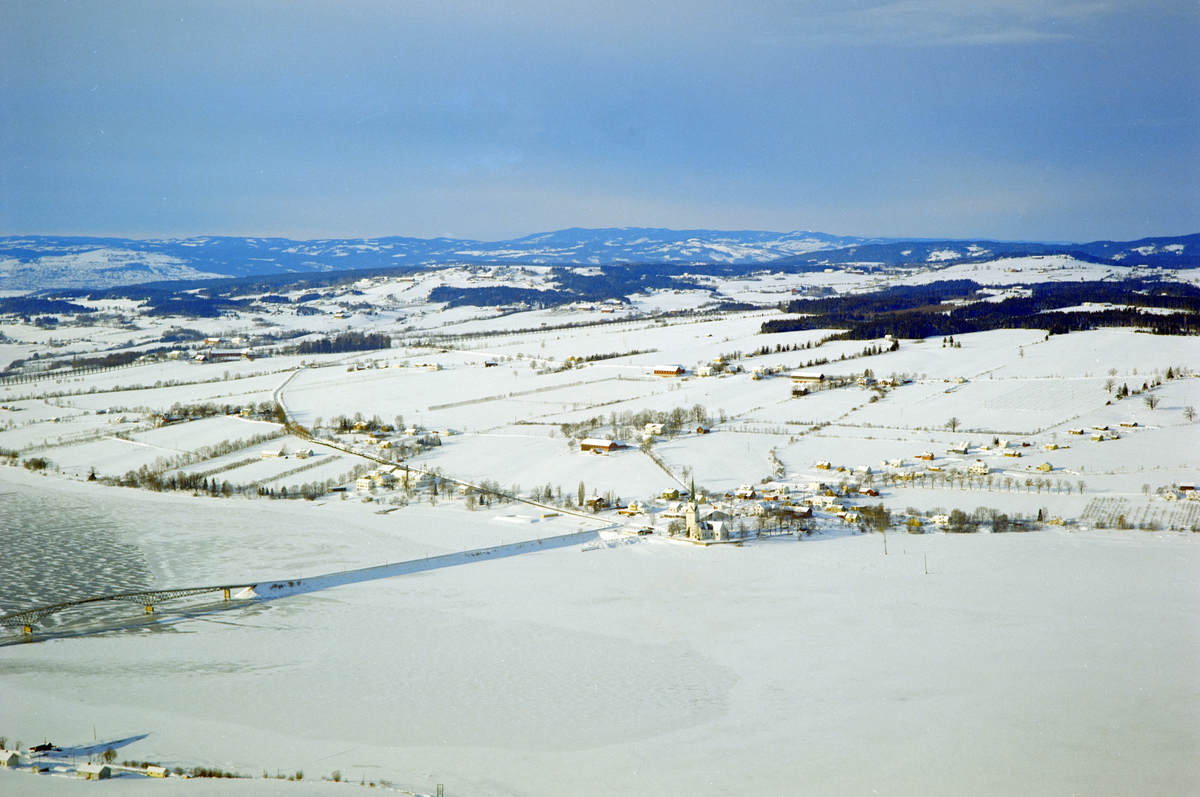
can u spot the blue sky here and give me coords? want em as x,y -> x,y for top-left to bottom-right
2,1 -> 1197,242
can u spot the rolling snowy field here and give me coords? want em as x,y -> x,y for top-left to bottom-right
1,260 -> 1198,795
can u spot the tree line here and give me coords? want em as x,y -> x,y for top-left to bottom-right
292,331 -> 391,355
762,279 -> 1200,339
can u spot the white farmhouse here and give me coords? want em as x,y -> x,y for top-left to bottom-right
78,764 -> 111,780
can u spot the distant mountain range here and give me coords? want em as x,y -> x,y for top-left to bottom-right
0,228 -> 1195,290
774,235 -> 1200,270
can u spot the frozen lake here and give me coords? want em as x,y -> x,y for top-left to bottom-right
2,473 -> 1198,795
0,488 -> 154,610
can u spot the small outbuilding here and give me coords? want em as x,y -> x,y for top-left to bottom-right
0,750 -> 19,767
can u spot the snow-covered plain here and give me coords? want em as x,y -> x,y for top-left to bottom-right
2,469 -> 1198,796
2,263 -> 1199,795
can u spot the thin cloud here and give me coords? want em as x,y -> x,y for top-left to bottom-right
775,1 -> 1113,46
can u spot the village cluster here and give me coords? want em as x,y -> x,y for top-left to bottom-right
3,257 -> 1199,546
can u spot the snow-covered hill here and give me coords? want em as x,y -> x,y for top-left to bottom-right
0,229 -> 886,290
1,229 -> 1195,291
482,227 -> 882,263
772,233 -> 1200,270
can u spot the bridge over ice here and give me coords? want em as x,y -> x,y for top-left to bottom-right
0,529 -> 601,641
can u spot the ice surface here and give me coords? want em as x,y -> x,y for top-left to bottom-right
2,469 -> 1197,796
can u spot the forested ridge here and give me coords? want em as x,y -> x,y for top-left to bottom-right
428,266 -> 709,308
761,280 -> 1200,339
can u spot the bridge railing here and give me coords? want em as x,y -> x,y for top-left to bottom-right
0,584 -> 256,633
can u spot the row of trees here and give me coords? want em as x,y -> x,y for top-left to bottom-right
864,505 -> 1041,533
103,463 -> 369,500
561,404 -> 725,442
942,507 -> 1027,533
874,469 -> 1084,494
120,429 -> 288,482
749,339 -> 824,357
165,400 -> 280,420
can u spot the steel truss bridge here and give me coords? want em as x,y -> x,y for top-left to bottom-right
0,584 -> 256,635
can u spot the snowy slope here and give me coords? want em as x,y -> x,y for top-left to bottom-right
0,229 -> 888,289
773,233 -> 1200,270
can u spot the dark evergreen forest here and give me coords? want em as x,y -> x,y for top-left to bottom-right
761,280 -> 1200,339
293,331 -> 392,355
428,266 -> 709,308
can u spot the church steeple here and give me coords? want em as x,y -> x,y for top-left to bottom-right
685,476 -> 701,540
